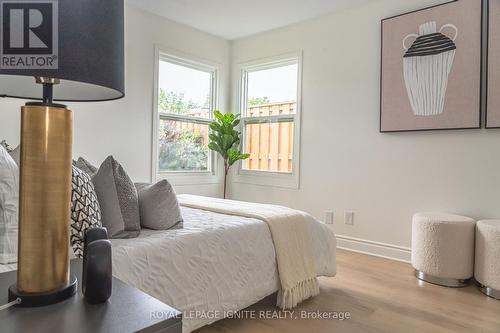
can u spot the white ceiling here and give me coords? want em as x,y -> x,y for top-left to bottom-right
127,0 -> 372,40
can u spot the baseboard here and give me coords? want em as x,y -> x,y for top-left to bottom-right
336,234 -> 411,263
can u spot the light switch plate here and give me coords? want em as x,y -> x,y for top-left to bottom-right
325,211 -> 334,224
344,211 -> 354,225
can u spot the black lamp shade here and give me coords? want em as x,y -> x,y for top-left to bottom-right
0,0 -> 124,102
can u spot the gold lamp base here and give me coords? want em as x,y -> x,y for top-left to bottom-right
8,275 -> 77,307
9,102 -> 76,306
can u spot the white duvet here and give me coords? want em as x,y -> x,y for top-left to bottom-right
111,205 -> 336,333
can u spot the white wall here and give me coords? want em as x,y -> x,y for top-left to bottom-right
1,0 -> 498,261
0,5 -> 230,197
228,0 -> 500,261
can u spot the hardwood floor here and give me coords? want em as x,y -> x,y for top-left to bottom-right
196,249 -> 500,333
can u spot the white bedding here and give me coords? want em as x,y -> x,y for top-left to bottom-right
111,206 -> 336,333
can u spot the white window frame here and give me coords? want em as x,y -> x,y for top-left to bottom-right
233,51 -> 302,189
151,45 -> 222,186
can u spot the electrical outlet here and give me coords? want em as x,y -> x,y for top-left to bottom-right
344,211 -> 354,225
325,211 -> 334,224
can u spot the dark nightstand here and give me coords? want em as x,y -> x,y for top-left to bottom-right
0,260 -> 182,333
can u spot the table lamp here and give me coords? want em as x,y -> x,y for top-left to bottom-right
0,0 -> 124,307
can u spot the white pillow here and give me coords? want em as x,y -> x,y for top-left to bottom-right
0,145 -> 18,264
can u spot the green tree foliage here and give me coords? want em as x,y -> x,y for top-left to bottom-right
157,91 -> 213,172
158,89 -> 198,114
158,120 -> 208,172
208,111 -> 249,198
248,96 -> 271,106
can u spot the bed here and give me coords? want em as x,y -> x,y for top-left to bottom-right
111,198 -> 337,333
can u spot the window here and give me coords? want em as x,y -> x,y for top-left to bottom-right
236,53 -> 302,188
152,47 -> 220,184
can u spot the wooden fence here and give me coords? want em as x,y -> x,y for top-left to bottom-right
163,102 -> 295,173
243,102 -> 295,173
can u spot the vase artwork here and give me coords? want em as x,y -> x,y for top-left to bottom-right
403,21 -> 458,117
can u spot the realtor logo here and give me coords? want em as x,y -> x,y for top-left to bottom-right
0,0 -> 58,69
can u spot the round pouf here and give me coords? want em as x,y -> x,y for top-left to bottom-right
411,212 -> 475,287
475,220 -> 500,300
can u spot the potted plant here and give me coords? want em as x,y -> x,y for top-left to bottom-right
208,111 -> 249,199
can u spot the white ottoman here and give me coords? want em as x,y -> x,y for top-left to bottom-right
411,212 -> 475,287
475,220 -> 500,300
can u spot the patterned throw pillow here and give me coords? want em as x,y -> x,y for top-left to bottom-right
0,140 -> 13,153
70,166 -> 102,257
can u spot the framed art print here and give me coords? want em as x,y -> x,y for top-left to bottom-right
487,0 -> 500,128
380,0 -> 483,132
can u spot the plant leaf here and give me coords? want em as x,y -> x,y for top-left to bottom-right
208,112 -> 247,169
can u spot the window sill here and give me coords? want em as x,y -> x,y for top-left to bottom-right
156,171 -> 221,186
233,170 -> 299,189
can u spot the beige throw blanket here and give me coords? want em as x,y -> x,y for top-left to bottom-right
177,194 -> 319,309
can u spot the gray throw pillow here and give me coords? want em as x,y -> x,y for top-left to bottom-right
0,142 -> 20,167
9,145 -> 20,167
73,157 -> 98,178
92,156 -> 140,238
135,180 -> 183,230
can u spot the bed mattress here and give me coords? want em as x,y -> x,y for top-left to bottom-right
111,206 -> 336,333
